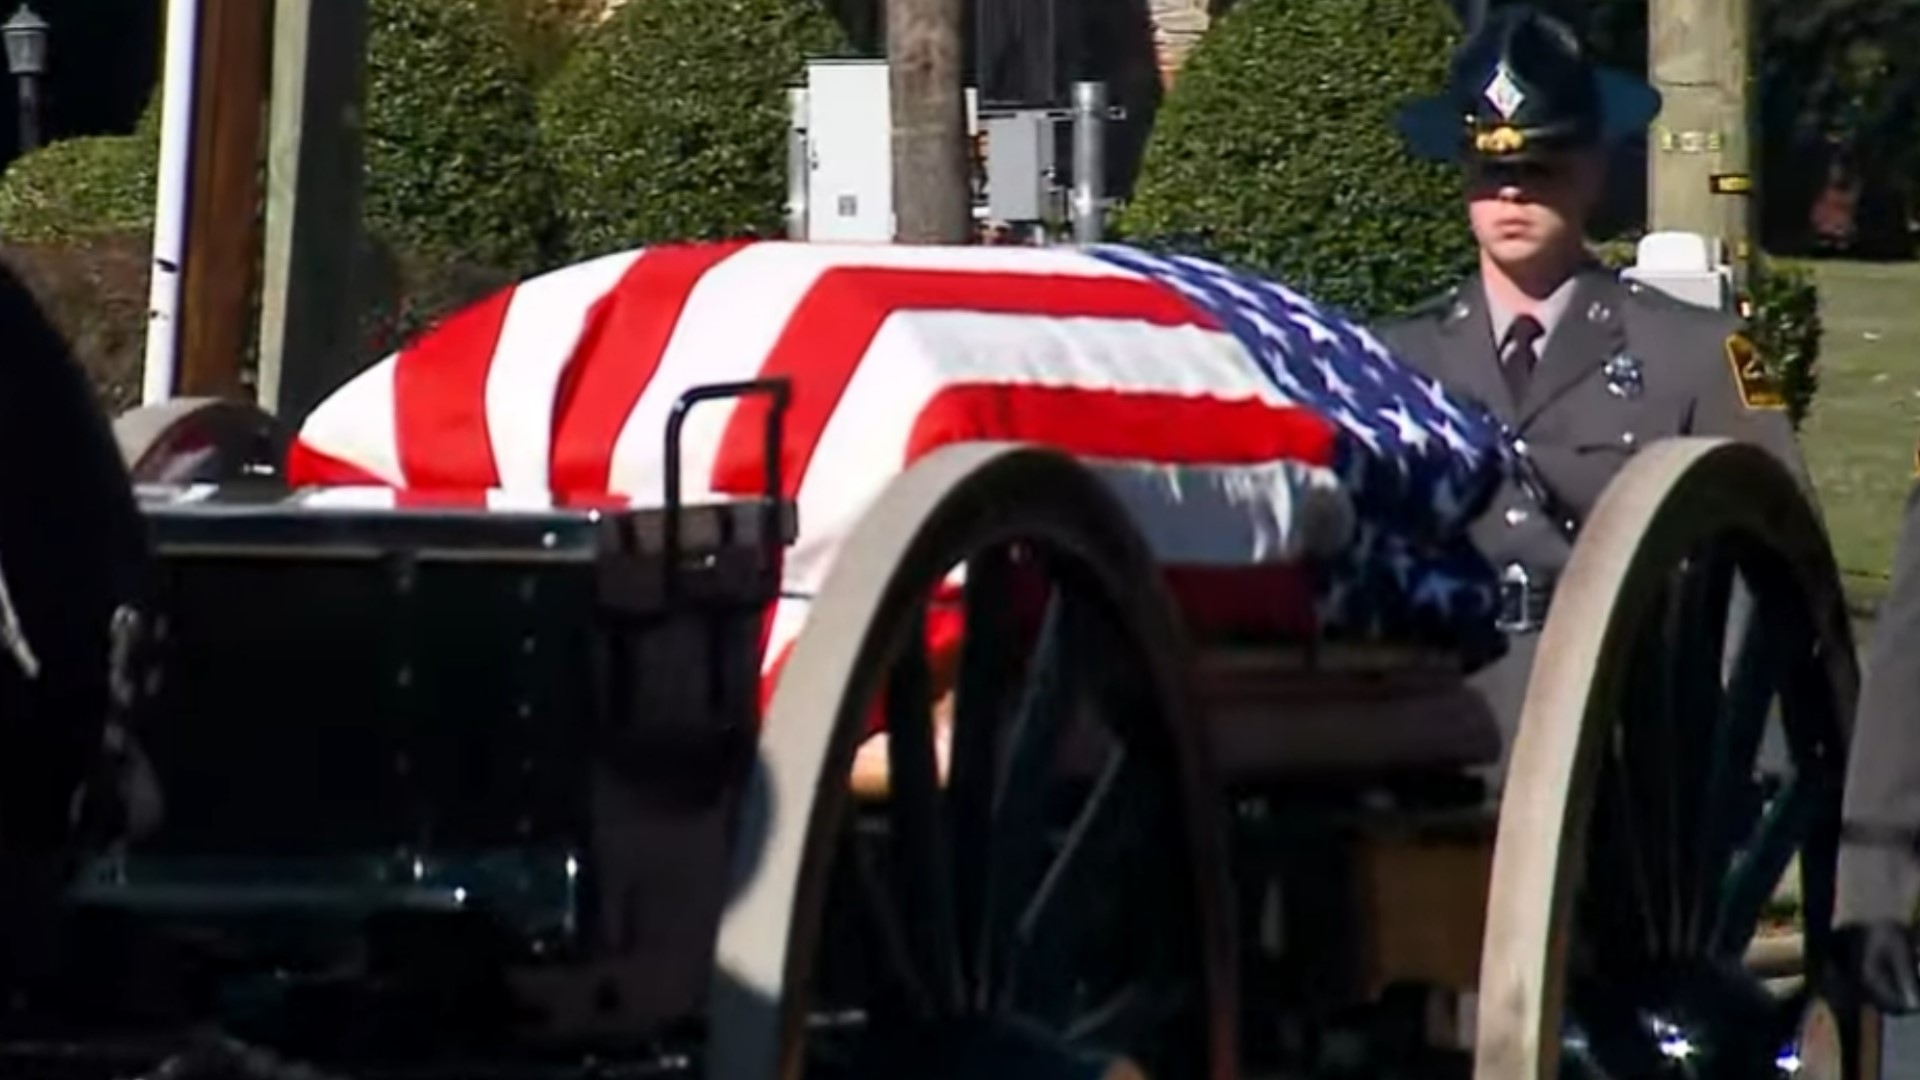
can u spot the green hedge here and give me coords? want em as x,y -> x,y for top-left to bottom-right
0,0 -> 558,275
539,0 -> 850,259
1113,0 -> 1475,321
358,0 -> 558,271
0,99 -> 160,243
1747,256 -> 1823,430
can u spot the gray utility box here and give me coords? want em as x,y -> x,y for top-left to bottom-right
984,110 -> 1059,223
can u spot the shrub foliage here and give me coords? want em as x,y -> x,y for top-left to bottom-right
0,99 -> 160,243
359,0 -> 559,271
1114,0 -> 1477,321
0,0 -> 558,275
539,0 -> 850,258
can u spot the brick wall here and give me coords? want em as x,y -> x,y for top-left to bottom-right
1147,0 -> 1210,82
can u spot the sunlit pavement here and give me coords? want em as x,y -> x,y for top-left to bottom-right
1892,1017 -> 1920,1078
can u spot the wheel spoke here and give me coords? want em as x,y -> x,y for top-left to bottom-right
1593,722 -> 1664,964
885,607 -> 964,1014
1713,777 -> 1819,960
950,549 -> 1019,1009
1013,746 -> 1130,962
1691,589 -> 1782,956
982,593 -> 1077,1010
1064,977 -> 1193,1047
1647,577 -> 1700,957
848,832 -> 933,1016
1666,553 -> 1758,949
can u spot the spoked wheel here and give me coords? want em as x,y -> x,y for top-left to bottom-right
1476,438 -> 1880,1080
113,397 -> 289,484
709,443 -> 1236,1080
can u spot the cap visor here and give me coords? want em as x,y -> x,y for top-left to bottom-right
1596,68 -> 1662,141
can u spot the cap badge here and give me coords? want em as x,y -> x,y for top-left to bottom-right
1484,62 -> 1526,118
1474,125 -> 1527,154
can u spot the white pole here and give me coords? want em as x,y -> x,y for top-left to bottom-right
142,0 -> 201,407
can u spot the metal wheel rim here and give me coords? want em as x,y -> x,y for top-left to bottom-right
709,442 -> 1237,1080
113,398 -> 288,484
1476,437 -> 1880,1080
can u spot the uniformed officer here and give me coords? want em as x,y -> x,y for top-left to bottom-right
1371,4 -> 1813,759
1834,467 -> 1920,1013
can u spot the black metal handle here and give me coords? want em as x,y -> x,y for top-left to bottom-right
662,378 -> 793,588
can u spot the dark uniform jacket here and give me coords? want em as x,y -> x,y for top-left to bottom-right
1373,264 -> 1812,760
1840,478 -> 1920,926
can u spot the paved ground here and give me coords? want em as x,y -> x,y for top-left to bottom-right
1881,1013 -> 1920,1080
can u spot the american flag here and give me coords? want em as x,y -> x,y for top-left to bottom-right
1088,245 -> 1515,652
286,241 -> 1516,689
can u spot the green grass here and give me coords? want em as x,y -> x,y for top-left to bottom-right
1797,259 -> 1920,617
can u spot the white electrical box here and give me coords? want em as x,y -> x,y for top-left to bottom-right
1619,230 -> 1734,312
805,59 -> 894,242
798,59 -> 985,242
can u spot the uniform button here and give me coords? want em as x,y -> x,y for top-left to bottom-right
1504,506 -> 1530,527
1620,430 -> 1637,447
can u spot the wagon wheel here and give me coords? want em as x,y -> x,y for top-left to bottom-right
113,397 -> 289,484
708,443 -> 1236,1080
1476,438 -> 1881,1080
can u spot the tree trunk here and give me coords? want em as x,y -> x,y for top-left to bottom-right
888,0 -> 973,243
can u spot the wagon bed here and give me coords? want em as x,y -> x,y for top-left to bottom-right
60,241 -> 1877,1080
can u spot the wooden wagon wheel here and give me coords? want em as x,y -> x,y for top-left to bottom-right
113,397 -> 289,485
1476,438 -> 1880,1080
707,443 -> 1236,1080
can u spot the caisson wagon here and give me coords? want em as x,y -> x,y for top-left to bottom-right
25,241 -> 1873,1080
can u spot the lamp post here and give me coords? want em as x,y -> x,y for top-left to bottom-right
2,3 -> 48,154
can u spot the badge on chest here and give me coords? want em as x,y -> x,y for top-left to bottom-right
1603,352 -> 1643,399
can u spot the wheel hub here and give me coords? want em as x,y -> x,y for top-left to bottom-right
1568,960 -> 1799,1078
1781,997 -> 1847,1080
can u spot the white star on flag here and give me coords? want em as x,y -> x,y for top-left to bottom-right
1380,402 -> 1432,452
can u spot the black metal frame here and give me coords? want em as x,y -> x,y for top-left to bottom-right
7,381 -> 799,1077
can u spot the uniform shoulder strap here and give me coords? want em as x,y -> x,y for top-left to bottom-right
1375,284 -> 1463,332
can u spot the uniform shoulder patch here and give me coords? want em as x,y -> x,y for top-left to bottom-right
1725,331 -> 1785,411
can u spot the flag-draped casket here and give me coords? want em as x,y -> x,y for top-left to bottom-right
287,241 -> 1518,698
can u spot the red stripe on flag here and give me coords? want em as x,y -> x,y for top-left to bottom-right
553,489 -> 637,511
391,285 -> 516,488
550,242 -> 752,494
286,439 -> 394,488
710,268 -> 1219,499
905,384 -> 1337,468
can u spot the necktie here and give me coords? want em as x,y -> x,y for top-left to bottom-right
1502,315 -> 1544,404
